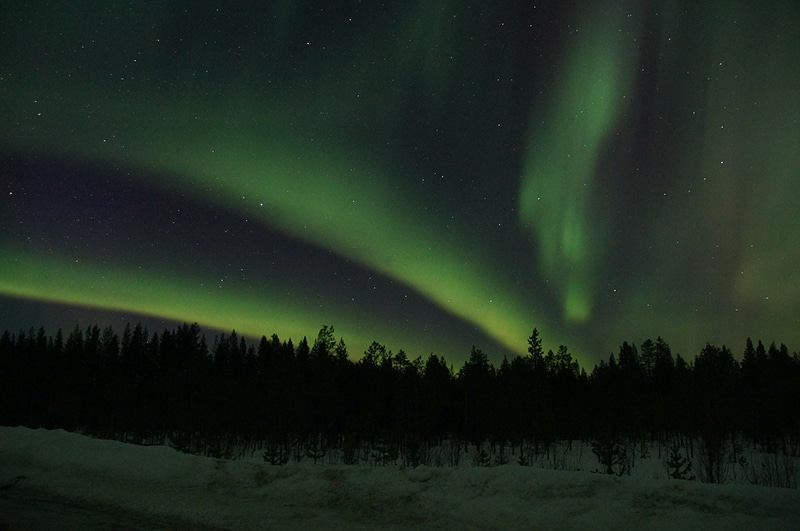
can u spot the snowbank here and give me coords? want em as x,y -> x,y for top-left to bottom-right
1,426 -> 798,530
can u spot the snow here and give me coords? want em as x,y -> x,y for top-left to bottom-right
1,427 -> 799,530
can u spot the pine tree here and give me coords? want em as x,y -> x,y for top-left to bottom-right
527,328 -> 544,370
263,440 -> 289,466
591,435 -> 628,476
666,442 -> 695,480
473,447 -> 492,467
305,434 -> 327,464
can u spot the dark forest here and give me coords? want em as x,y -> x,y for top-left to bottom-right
1,323 -> 798,483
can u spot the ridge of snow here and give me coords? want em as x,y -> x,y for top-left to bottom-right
1,426 -> 799,530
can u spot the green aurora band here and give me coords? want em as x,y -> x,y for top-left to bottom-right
0,0 -> 543,357
0,249 -> 323,345
0,95 -> 536,355
519,2 -> 640,323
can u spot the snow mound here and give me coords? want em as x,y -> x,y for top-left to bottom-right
1,427 -> 798,530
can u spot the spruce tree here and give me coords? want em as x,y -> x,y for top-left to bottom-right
666,442 -> 695,480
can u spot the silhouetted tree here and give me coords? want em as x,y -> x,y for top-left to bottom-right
458,346 -> 495,446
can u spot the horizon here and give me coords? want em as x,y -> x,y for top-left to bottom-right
1,313 -> 796,371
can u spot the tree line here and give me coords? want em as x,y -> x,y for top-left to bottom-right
1,323 -> 798,469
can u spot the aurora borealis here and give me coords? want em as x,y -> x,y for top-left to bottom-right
1,1 -> 798,366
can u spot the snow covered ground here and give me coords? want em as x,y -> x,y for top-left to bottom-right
1,427 -> 799,530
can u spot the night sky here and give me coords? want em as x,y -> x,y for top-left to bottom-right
1,1 -> 798,367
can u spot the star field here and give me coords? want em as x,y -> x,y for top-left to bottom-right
1,1 -> 798,366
